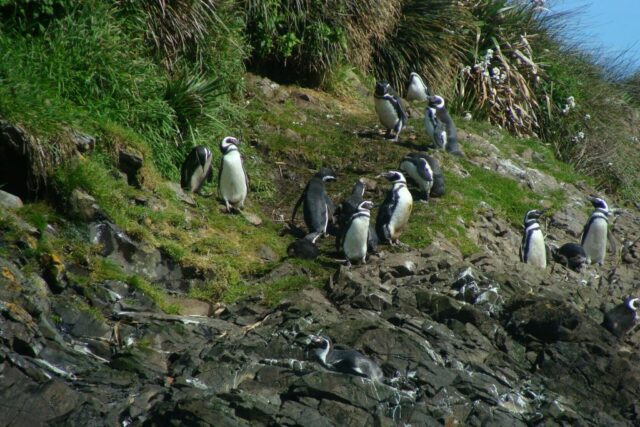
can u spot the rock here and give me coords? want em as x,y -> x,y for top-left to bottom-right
69,188 -> 104,221
0,189 -> 23,210
165,296 -> 211,316
41,253 -> 66,293
165,182 -> 196,206
256,244 -> 278,262
241,211 -> 263,226
283,128 -> 302,142
67,129 -> 96,153
118,148 -> 144,187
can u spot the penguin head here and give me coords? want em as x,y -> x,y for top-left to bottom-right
308,334 -> 333,359
523,209 -> 545,224
316,167 -> 336,182
408,72 -> 424,86
358,200 -> 374,211
375,81 -> 391,97
428,95 -> 445,109
625,297 -> 640,312
220,136 -> 240,153
378,170 -> 406,184
587,196 -> 608,212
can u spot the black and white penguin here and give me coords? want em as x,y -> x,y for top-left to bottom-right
581,196 -> 609,265
424,95 -> 463,157
551,243 -> 587,272
308,335 -> 383,381
399,152 -> 445,200
374,81 -> 407,142
342,200 -> 374,266
375,171 -> 413,245
520,209 -> 546,268
602,297 -> 640,338
406,72 -> 429,102
218,136 -> 248,212
287,232 -> 321,260
180,145 -> 213,193
291,168 -> 336,237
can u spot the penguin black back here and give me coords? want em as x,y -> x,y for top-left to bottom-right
180,145 -> 213,193
602,297 -> 639,338
403,152 -> 445,197
291,168 -> 336,236
551,243 -> 587,272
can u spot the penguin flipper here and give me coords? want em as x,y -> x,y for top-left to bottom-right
217,156 -> 224,197
291,184 -> 308,223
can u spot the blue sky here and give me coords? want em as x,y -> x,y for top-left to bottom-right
553,0 -> 640,69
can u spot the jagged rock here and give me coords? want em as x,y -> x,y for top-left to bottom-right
41,253 -> 66,293
0,189 -> 23,209
68,188 -> 104,221
67,129 -> 96,153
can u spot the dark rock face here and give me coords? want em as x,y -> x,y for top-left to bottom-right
2,185 -> 640,426
118,148 -> 144,188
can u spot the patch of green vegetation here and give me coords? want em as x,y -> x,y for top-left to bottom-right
126,275 -> 180,315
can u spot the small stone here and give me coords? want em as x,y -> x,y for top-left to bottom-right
257,244 -> 279,262
241,211 -> 263,226
0,189 -> 23,210
165,182 -> 196,206
118,148 -> 144,187
283,128 -> 302,143
69,188 -> 104,221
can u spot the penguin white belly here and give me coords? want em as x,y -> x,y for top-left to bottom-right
407,82 -> 428,102
583,219 -> 607,264
526,230 -> 547,268
424,108 -> 436,139
220,152 -> 247,205
388,188 -> 413,239
343,216 -> 370,262
375,98 -> 399,129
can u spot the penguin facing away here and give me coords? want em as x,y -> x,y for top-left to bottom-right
520,209 -> 547,268
342,200 -> 374,266
374,81 -> 407,142
375,171 -> 413,245
291,168 -> 336,238
180,145 -> 213,193
602,297 -> 640,338
399,154 -> 432,200
406,72 -> 429,102
425,95 -> 463,157
551,243 -> 587,272
308,335 -> 384,381
581,196 -> 609,265
218,136 -> 248,212
335,179 -> 366,252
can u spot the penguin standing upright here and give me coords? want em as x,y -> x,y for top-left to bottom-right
602,297 -> 639,338
376,171 -> 413,245
520,209 -> 547,268
424,95 -> 463,157
406,72 -> 429,102
218,136 -> 248,212
581,196 -> 609,265
291,168 -> 336,238
180,145 -> 213,193
308,335 -> 384,381
342,200 -> 374,266
374,81 -> 407,142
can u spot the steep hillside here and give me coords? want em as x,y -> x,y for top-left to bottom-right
1,73 -> 640,426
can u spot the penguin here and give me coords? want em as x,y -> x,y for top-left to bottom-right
399,152 -> 445,200
375,171 -> 413,245
520,209 -> 547,268
551,243 -> 587,272
406,72 -> 429,102
602,297 -> 639,338
424,95 -> 463,157
335,179 -> 365,251
180,145 -> 213,193
581,196 -> 609,265
374,81 -> 407,142
342,201 -> 374,266
287,232 -> 321,260
218,136 -> 248,212
291,168 -> 336,237
308,335 -> 383,381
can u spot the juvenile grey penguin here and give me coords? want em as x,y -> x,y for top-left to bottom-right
180,145 -> 213,193
309,335 -> 383,381
399,152 -> 446,200
581,196 -> 609,265
218,136 -> 248,212
406,72 -> 429,102
520,209 -> 547,268
602,297 -> 640,338
374,81 -> 407,142
551,243 -> 587,272
342,200 -> 374,266
291,168 -> 336,237
375,171 -> 413,245
424,95 -> 463,157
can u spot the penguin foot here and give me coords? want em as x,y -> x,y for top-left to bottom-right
225,200 -> 232,213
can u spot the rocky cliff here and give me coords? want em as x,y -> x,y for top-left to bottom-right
1,75 -> 639,426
